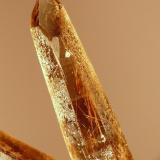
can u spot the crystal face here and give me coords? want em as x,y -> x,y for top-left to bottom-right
30,0 -> 133,160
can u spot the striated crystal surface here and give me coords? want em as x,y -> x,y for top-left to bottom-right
30,0 -> 133,160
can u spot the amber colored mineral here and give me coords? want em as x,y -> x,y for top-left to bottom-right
30,0 -> 133,159
0,131 -> 54,160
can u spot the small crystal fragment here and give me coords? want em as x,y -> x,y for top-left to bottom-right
65,51 -> 71,58
30,0 -> 133,159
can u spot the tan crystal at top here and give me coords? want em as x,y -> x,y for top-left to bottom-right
30,0 -> 133,160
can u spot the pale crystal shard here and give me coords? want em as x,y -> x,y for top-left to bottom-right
30,0 -> 133,160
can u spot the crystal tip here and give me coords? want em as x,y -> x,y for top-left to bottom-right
31,0 -> 63,39
31,0 -> 39,27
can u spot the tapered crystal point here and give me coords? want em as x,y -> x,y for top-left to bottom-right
30,0 -> 133,159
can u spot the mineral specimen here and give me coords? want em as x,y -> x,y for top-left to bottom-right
30,0 -> 133,159
0,131 -> 54,160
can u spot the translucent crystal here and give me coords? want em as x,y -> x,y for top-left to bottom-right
30,0 -> 133,159
0,132 -> 54,160
0,152 -> 13,160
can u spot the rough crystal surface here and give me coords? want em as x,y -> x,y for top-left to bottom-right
0,152 -> 13,160
31,0 -> 133,160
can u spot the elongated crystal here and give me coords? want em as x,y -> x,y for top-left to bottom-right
30,0 -> 133,159
0,131 -> 54,160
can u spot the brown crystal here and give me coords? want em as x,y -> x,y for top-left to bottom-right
30,0 -> 133,159
0,131 -> 54,160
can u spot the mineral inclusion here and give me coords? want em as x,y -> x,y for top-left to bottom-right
30,0 -> 133,159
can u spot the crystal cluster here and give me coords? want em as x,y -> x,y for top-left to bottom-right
30,0 -> 133,159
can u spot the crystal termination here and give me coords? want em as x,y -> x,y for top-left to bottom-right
30,0 -> 133,160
